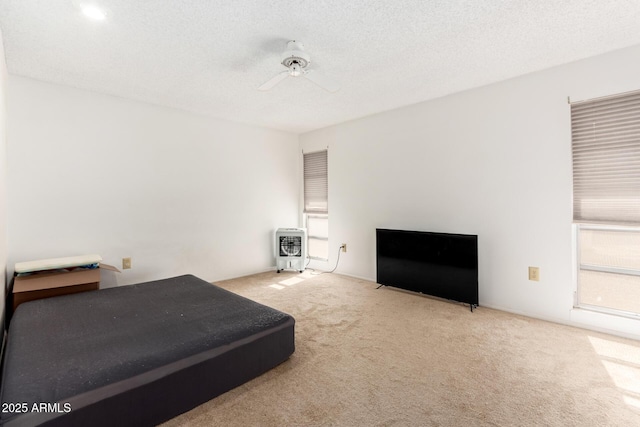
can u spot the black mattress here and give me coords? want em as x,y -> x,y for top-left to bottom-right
0,274 -> 295,426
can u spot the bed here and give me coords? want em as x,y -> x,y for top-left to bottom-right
0,274 -> 295,426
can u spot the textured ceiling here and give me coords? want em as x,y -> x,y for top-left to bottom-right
1,1 -> 640,134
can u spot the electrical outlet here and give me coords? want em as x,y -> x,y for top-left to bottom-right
341,243 -> 347,253
122,257 -> 132,270
528,266 -> 539,281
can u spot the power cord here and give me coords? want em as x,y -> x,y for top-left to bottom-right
307,245 -> 343,275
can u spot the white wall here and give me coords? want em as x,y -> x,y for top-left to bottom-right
7,77 -> 299,286
300,44 -> 640,339
0,29 -> 7,332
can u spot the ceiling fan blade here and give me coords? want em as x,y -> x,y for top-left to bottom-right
258,71 -> 289,91
303,70 -> 340,93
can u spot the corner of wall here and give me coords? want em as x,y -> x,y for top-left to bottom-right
0,27 -> 8,337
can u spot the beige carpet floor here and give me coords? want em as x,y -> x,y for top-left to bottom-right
162,270 -> 640,426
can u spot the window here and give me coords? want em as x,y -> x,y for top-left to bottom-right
571,89 -> 640,318
577,226 -> 640,315
303,150 -> 328,260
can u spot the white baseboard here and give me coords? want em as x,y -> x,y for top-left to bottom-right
326,270 -> 376,283
475,302 -> 640,341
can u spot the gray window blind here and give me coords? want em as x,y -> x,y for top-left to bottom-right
304,150 -> 328,214
571,90 -> 640,225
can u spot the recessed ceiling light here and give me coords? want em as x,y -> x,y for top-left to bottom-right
81,5 -> 107,21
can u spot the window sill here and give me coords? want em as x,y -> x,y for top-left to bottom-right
570,307 -> 640,340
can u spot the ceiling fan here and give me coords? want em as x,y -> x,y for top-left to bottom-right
258,40 -> 340,93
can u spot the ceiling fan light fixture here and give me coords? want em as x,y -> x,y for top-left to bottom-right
290,63 -> 302,77
259,40 -> 340,93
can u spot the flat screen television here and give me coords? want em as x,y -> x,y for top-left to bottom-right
376,228 -> 478,310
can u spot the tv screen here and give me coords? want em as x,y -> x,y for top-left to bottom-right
376,228 -> 478,306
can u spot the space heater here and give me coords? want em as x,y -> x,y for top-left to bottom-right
275,228 -> 307,273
